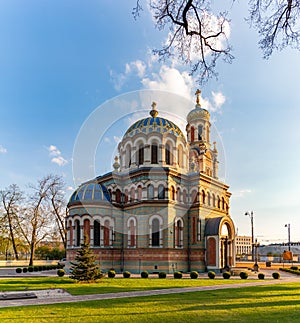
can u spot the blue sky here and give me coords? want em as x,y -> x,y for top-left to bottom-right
0,1 -> 300,244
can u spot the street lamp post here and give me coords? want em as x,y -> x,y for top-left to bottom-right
245,211 -> 254,261
285,224 -> 291,251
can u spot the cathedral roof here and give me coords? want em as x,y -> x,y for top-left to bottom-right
68,182 -> 111,206
123,102 -> 185,139
204,217 -> 223,236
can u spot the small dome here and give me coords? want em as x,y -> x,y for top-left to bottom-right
68,182 -> 111,206
187,106 -> 210,123
187,89 -> 210,123
123,103 -> 185,139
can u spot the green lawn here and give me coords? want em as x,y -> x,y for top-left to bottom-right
1,283 -> 300,322
0,276 -> 250,295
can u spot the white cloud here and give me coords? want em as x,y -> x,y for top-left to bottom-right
201,91 -> 226,113
0,145 -> 7,154
111,60 -> 146,91
141,65 -> 195,100
232,189 -> 253,198
51,156 -> 68,166
48,145 -> 61,156
66,186 -> 74,191
47,144 -> 68,166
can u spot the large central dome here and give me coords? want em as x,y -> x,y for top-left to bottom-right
123,103 -> 184,139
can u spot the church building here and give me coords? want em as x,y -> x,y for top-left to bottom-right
66,90 -> 236,273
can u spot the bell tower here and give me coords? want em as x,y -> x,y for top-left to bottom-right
186,90 -> 218,178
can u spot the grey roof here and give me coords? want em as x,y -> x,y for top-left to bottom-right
204,217 -> 223,236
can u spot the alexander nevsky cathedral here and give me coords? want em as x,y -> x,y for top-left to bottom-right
66,90 -> 236,273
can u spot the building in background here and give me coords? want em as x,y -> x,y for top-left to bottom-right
235,236 -> 252,258
66,91 -> 236,273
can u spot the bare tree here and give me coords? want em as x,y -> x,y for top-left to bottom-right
134,0 -> 233,83
21,175 -> 64,266
248,0 -> 300,58
134,1 -> 300,82
48,174 -> 67,249
0,184 -> 24,260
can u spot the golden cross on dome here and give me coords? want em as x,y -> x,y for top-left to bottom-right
150,101 -> 158,118
195,89 -> 201,106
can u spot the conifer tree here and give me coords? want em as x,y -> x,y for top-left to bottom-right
70,235 -> 102,282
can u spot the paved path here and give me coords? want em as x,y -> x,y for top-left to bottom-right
0,272 -> 299,308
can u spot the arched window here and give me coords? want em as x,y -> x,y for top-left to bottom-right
138,145 -> 144,166
94,220 -> 101,246
115,189 -> 121,203
191,190 -> 198,203
212,193 -> 216,207
182,190 -> 187,203
126,146 -> 131,168
197,219 -> 201,241
206,125 -> 210,142
198,125 -> 203,140
69,220 -> 73,247
192,217 -> 196,243
104,219 -> 110,247
84,219 -> 90,243
158,185 -> 165,199
222,197 -> 225,210
207,192 -> 211,206
75,219 -> 80,247
191,126 -> 195,142
128,218 -> 136,247
175,219 -> 183,248
124,189 -> 129,204
165,143 -> 171,165
217,196 -> 221,209
178,145 -> 183,168
202,190 -> 206,204
147,184 -> 154,200
130,187 -> 135,202
108,189 -> 112,202
170,186 -> 175,200
137,185 -> 142,200
151,218 -> 160,247
151,144 -> 158,164
176,187 -> 181,202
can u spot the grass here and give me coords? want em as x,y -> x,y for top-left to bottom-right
1,282 -> 300,322
0,276 -> 251,295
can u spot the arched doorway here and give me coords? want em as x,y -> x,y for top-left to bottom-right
220,222 -> 234,269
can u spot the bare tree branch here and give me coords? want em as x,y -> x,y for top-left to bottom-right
248,0 -> 300,58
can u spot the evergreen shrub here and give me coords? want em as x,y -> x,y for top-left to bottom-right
223,271 -> 231,279
290,266 -> 298,270
208,271 -> 216,279
174,271 -> 183,279
57,269 -> 65,277
190,271 -> 198,279
158,272 -> 167,279
141,271 -> 149,278
272,272 -> 280,279
108,270 -> 116,278
22,267 -> 28,273
70,235 -> 103,282
16,268 -> 22,274
28,266 -> 34,272
123,271 -> 131,278
258,273 -> 265,279
239,271 -> 248,279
